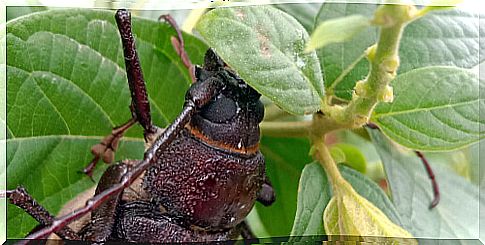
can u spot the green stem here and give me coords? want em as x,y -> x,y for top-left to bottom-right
260,121 -> 311,138
343,5 -> 413,120
310,3 -> 419,197
312,135 -> 346,190
318,4 -> 415,129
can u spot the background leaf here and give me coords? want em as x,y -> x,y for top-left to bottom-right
314,3 -> 482,100
289,161 -> 331,241
6,6 -> 48,21
371,66 -> 484,151
195,6 -> 324,115
6,9 -> 207,237
368,129 -> 482,239
274,3 -> 321,32
330,143 -> 367,173
254,136 -> 312,237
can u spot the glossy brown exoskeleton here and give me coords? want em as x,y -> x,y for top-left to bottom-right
7,9 -> 274,243
79,50 -> 271,243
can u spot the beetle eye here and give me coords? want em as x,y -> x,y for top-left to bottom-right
201,95 -> 237,123
254,100 -> 265,123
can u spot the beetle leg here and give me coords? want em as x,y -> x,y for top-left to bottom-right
116,9 -> 156,136
6,187 -> 80,240
79,160 -> 136,241
239,220 -> 258,241
81,118 -> 137,178
159,14 -> 195,83
81,8 -> 157,177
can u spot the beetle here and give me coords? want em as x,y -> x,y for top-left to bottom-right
7,9 -> 275,243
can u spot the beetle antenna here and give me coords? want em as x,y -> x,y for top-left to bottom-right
415,151 -> 440,209
7,187 -> 80,240
159,14 -> 196,83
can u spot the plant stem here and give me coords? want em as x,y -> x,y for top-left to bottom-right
310,3 -> 419,197
260,121 -> 311,138
343,4 -> 413,123
313,137 -> 346,190
318,4 -> 415,130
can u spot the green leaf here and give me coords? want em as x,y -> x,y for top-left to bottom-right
315,3 -> 482,100
274,3 -> 321,32
306,15 -> 370,52
289,162 -> 404,242
372,66 -> 484,151
7,6 -> 48,21
6,9 -> 207,237
368,129 -> 483,239
330,143 -> 367,173
7,137 -> 144,238
255,136 -> 312,237
195,6 -> 325,115
289,161 -> 331,241
7,9 -> 207,138
399,8 -> 483,72
468,140 -> 484,186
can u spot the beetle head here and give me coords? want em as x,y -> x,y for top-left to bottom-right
188,49 -> 264,154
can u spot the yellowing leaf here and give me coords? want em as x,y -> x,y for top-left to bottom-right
428,0 -> 463,6
323,181 -> 415,242
418,0 -> 463,15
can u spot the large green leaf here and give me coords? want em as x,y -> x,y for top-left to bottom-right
6,9 -> 207,138
399,7 -> 483,73
274,3 -> 321,32
195,6 -> 324,115
315,3 -> 482,100
372,66 -> 484,151
7,6 -> 48,21
255,136 -> 312,237
369,129 -> 482,239
5,9 -> 207,237
289,162 -> 404,242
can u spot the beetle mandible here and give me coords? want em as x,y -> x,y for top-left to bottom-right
7,9 -> 275,243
